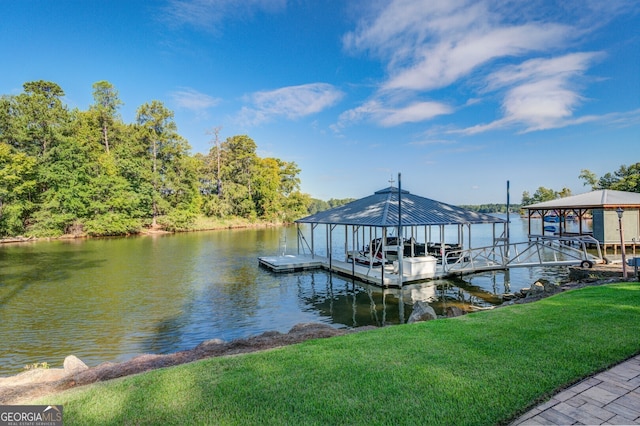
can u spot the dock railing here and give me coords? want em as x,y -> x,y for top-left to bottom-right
443,235 -> 602,275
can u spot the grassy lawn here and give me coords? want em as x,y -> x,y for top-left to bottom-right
36,283 -> 640,425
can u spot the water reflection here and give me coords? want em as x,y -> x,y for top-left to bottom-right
295,272 -> 508,327
296,273 -> 410,327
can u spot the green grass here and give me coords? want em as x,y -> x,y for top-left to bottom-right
36,283 -> 640,425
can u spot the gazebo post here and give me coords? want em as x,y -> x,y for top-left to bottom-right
326,225 -> 330,267
440,224 -> 446,270
344,225 -> 348,261
381,227 -> 386,286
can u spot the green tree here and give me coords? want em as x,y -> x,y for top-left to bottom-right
307,198 -> 330,214
29,130 -> 93,236
112,124 -> 155,221
579,164 -> 640,193
83,152 -> 143,236
222,135 -> 257,190
0,96 -> 19,147
1,81 -> 313,236
137,101 -> 175,226
252,158 -> 304,221
610,163 -> 640,192
216,135 -> 258,218
0,143 -> 37,235
253,157 -> 282,220
521,187 -> 567,206
74,111 -> 142,235
579,169 -> 598,190
90,81 -> 123,154
328,198 -> 356,208
136,101 -> 195,227
15,80 -> 68,156
281,190 -> 310,222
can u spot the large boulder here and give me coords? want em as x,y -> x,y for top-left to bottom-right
408,301 -> 437,323
445,306 -> 465,318
527,282 -> 545,296
63,355 -> 88,375
525,279 -> 561,299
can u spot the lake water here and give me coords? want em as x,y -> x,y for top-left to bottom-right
0,215 -> 590,376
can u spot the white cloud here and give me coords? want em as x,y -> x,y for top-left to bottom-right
457,52 -> 602,134
171,87 -> 221,111
384,23 -> 571,92
483,53 -> 601,92
334,98 -> 453,129
344,0 -> 573,92
162,0 -> 286,32
238,83 -> 344,125
338,0 -> 636,133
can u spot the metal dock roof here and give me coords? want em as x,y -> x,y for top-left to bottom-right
296,187 -> 506,227
525,189 -> 640,210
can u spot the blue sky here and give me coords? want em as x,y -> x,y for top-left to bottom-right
2,0 -> 639,204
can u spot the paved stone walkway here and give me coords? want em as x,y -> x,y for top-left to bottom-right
511,355 -> 640,425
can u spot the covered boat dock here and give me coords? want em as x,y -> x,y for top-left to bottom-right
259,184 -> 603,287
261,184 -> 596,287
524,189 -> 640,258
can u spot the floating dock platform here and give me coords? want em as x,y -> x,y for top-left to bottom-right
259,254 -> 444,287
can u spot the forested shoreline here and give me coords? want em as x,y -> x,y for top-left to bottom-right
0,81 -> 310,238
2,81 -> 637,240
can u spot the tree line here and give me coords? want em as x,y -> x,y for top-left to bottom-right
0,80 -> 310,237
521,163 -> 640,206
458,204 -> 520,214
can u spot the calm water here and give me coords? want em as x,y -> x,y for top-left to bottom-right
0,215 -> 589,376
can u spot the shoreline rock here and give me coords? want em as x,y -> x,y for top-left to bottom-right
0,323 -> 370,404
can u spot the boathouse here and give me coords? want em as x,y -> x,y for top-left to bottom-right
260,186 -> 509,287
523,189 -> 640,257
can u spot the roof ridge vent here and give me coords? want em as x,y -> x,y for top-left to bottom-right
374,187 -> 410,194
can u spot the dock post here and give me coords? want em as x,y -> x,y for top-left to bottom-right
506,180 -> 511,261
398,172 -> 403,287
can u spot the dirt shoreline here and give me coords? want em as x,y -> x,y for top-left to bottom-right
0,266 -> 630,405
0,221 -> 283,245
